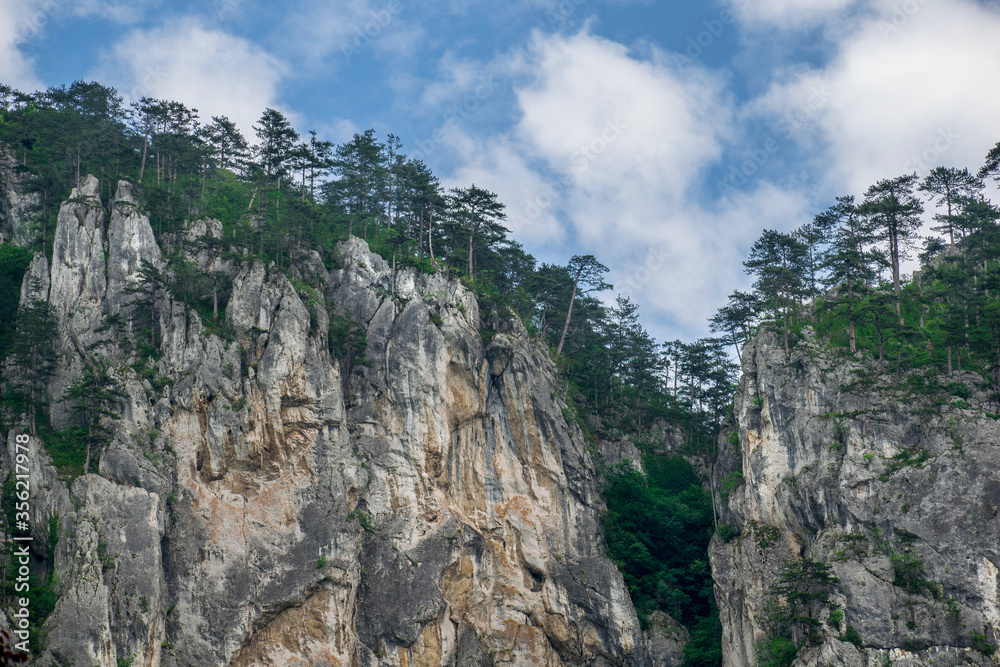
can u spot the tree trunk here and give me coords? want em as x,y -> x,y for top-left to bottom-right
428,206 -> 435,261
467,230 -> 474,279
418,207 -> 424,258
556,277 -> 580,357
84,425 -> 93,474
139,130 -> 150,181
782,302 -> 790,359
890,229 -> 903,324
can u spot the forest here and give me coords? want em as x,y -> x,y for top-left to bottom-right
1,79 -> 999,664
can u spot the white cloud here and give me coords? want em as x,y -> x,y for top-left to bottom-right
90,18 -> 288,136
0,0 -> 47,91
0,0 -> 161,92
318,118 -> 363,144
727,0 -> 862,29
513,31 -> 730,204
753,0 -> 1000,196
434,30 -> 755,335
606,184 -> 812,341
443,128 -> 567,248
281,0 -> 422,67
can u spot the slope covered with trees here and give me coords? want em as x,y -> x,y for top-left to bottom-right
714,159 -> 1000,396
3,79 -> 1000,666
0,80 -> 731,662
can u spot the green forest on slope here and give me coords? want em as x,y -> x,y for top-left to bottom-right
2,80 -> 1000,664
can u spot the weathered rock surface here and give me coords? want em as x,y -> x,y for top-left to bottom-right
712,329 -> 1000,666
1,177 -> 668,666
0,145 -> 40,246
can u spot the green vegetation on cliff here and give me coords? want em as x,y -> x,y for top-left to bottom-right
602,452 -> 721,665
6,78 -> 1000,663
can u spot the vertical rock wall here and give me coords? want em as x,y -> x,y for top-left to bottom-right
1,177 -> 672,666
713,330 -> 1000,666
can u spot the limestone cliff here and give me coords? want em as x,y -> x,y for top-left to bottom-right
0,177 -> 678,666
712,329 -> 1000,666
0,146 -> 39,246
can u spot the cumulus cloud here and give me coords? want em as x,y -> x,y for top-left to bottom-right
0,0 -> 49,91
432,30 -> 765,336
90,18 -> 288,136
726,0 -> 862,29
281,0 -> 422,67
752,0 -> 1000,196
0,0 -> 162,92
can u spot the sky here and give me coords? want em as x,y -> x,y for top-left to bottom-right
3,0 -> 1000,343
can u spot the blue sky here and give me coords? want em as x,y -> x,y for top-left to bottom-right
4,0 -> 1000,343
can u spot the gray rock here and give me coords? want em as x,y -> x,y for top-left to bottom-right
2,179 -> 668,666
0,145 -> 40,246
106,180 -> 162,314
713,328 -> 1000,666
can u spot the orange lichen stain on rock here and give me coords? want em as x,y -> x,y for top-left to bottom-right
229,587 -> 358,667
398,620 -> 444,667
494,495 -> 541,528
196,491 -> 249,554
444,359 -> 484,432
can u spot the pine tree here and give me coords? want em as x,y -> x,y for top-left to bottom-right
65,361 -> 124,474
772,558 -> 838,646
332,130 -> 384,239
919,167 -> 983,246
818,196 -> 886,353
8,287 -> 58,435
556,255 -> 611,357
254,108 -> 299,189
710,290 -> 761,359
861,174 -> 924,323
448,185 -> 507,281
202,115 -> 248,174
744,230 -> 808,357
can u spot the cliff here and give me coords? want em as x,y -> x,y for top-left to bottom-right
0,146 -> 39,247
712,329 -> 1000,666
0,177 -> 678,665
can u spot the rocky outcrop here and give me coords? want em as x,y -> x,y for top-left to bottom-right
712,329 -> 1000,666
0,145 -> 39,246
1,177 -> 667,666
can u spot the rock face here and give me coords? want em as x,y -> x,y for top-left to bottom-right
712,329 -> 1000,666
0,145 -> 40,246
0,178 -> 665,666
